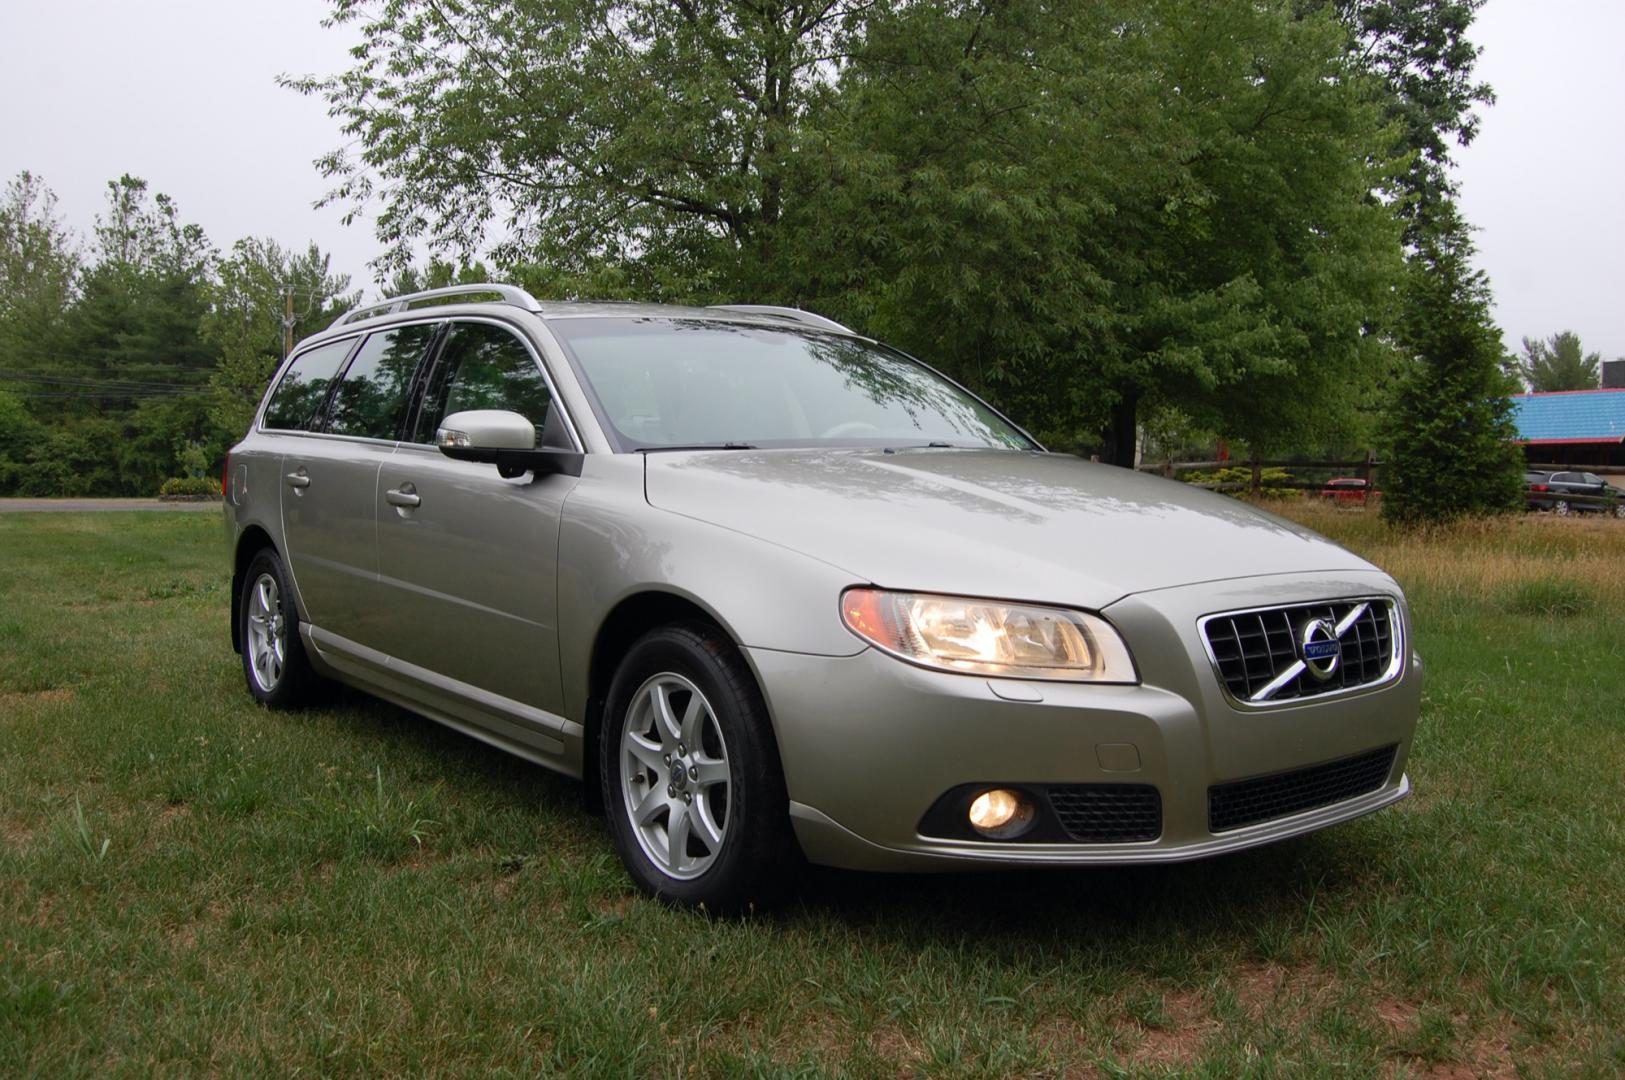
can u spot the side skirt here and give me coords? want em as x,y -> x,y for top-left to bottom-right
302,624 -> 585,780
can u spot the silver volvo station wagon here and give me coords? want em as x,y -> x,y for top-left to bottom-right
225,284 -> 1421,910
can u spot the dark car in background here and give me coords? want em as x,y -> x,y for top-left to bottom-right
1525,470 -> 1625,517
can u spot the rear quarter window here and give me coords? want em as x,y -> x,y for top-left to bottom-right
262,339 -> 355,431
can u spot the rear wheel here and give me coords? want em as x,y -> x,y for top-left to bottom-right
238,548 -> 315,707
1553,499 -> 1571,517
600,624 -> 795,912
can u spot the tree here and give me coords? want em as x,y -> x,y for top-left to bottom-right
296,0 -> 1408,461
204,238 -> 358,438
0,171 -> 80,380
1380,223 -> 1522,525
1516,331 -> 1600,392
285,0 -> 865,283
1327,1 -> 1494,238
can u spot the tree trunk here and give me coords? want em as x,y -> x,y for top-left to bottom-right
1101,391 -> 1139,467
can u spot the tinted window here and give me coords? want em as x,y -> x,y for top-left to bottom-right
1583,473 -> 1604,485
413,322 -> 555,443
325,324 -> 438,440
262,339 -> 354,430
551,318 -> 1035,451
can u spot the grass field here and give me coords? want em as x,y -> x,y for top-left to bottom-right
2,506 -> 1622,1077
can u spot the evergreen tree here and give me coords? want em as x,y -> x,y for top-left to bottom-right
1516,331 -> 1601,392
1381,223 -> 1522,524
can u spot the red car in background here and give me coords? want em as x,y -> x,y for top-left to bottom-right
1321,477 -> 1375,505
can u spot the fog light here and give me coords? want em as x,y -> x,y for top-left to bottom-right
967,788 -> 1034,838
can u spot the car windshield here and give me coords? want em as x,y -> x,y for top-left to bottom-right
549,317 -> 1036,451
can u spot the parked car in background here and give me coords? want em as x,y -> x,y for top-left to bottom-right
1526,470 -> 1625,517
224,284 -> 1422,910
1320,477 -> 1375,505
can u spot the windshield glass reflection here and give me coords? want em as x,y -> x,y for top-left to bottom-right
550,318 -> 1036,451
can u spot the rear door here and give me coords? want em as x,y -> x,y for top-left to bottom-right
280,322 -> 440,648
373,318 -> 581,714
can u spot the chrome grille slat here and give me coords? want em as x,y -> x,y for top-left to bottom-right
1200,598 -> 1400,706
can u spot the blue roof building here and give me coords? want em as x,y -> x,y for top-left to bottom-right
1509,388 -> 1625,469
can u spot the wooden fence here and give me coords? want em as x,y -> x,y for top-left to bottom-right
1136,456 -> 1625,511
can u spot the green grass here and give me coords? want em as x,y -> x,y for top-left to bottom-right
2,510 -> 1622,1076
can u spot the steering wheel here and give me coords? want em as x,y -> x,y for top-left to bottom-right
819,420 -> 882,438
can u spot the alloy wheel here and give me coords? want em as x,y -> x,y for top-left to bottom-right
245,571 -> 287,693
619,673 -> 732,880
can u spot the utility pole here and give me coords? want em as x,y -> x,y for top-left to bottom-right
281,283 -> 319,357
283,287 -> 295,358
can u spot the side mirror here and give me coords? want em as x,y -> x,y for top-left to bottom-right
435,410 -> 583,479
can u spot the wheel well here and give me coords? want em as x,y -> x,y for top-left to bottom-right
230,526 -> 276,654
581,592 -> 730,812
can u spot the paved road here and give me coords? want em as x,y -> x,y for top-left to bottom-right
0,498 -> 221,513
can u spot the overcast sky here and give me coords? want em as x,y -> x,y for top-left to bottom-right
2,0 -> 1621,359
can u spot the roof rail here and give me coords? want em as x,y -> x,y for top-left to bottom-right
328,283 -> 543,330
707,304 -> 853,334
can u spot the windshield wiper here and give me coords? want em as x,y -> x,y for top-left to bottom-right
638,442 -> 758,453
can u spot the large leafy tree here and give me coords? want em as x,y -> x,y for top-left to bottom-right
1328,0 -> 1494,236
286,0 -> 862,285
1515,331 -> 1601,393
296,0 -> 1407,460
798,0 -> 1405,460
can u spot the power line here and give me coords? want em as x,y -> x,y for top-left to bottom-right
0,370 -> 206,394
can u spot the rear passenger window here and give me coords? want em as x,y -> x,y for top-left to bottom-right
325,324 -> 439,440
414,322 -> 557,444
262,340 -> 354,431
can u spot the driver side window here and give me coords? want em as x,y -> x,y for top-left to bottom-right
413,322 -> 562,446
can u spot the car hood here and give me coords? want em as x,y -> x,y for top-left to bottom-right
643,448 -> 1380,609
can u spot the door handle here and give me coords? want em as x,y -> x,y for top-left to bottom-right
285,469 -> 310,489
385,483 -> 420,508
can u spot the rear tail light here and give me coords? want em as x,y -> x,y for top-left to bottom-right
1531,484 -> 1547,492
221,452 -> 232,497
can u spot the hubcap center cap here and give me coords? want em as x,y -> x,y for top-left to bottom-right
669,760 -> 689,790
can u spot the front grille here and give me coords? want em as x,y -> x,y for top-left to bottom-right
1208,745 -> 1397,832
1047,785 -> 1162,842
1202,598 -> 1397,704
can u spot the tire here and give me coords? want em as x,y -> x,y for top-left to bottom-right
238,548 -> 316,708
600,623 -> 796,912
1553,500 -> 1571,517
1614,503 -> 1625,520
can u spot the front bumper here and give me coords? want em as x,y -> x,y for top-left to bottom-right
746,571 -> 1420,871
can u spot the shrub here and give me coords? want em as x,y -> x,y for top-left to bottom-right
1181,466 -> 1298,500
158,476 -> 220,499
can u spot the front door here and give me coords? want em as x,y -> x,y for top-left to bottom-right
374,319 -> 580,714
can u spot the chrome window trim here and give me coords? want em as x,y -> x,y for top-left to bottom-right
254,313 -> 585,454
1197,596 -> 1404,710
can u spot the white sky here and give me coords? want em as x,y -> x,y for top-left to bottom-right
1,0 -> 1621,358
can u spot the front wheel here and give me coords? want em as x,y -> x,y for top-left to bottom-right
600,624 -> 795,911
1613,503 -> 1625,520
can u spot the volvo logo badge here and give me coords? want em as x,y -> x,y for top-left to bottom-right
1298,617 -> 1342,681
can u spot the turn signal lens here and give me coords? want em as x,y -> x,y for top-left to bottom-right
841,589 -> 1136,682
967,788 -> 1034,838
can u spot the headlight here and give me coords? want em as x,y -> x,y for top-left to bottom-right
840,588 -> 1137,683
